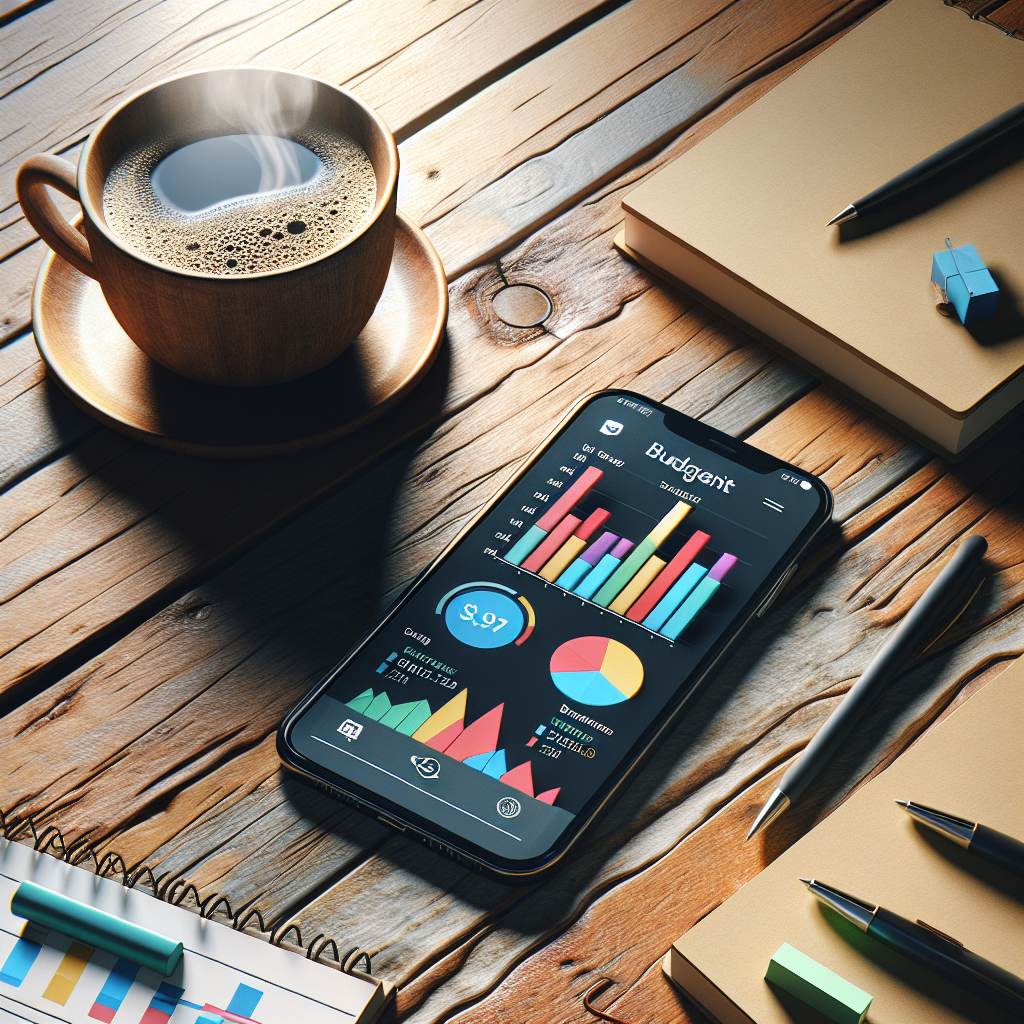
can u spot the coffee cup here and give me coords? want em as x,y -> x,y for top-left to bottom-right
17,67 -> 398,387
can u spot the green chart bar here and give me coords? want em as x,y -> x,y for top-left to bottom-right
593,501 -> 690,607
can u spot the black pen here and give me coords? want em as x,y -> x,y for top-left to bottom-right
827,101 -> 1024,226
747,535 -> 987,840
897,800 -> 1024,879
801,878 -> 1024,1018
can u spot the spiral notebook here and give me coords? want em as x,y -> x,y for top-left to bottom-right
0,832 -> 394,1024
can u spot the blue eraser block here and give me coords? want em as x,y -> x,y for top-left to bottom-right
931,244 -> 999,325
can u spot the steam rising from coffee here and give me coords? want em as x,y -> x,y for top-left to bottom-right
103,71 -> 377,275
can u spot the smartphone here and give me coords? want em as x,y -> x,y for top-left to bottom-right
278,390 -> 833,881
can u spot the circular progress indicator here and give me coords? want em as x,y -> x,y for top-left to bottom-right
437,582 -> 535,649
550,636 -> 644,706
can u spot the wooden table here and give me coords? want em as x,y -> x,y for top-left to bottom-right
1,2 -> 1021,1021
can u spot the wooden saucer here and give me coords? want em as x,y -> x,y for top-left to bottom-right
32,211 -> 446,457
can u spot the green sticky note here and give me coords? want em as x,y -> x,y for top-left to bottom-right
765,943 -> 872,1024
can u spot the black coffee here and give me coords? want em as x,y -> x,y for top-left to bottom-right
103,128 -> 377,275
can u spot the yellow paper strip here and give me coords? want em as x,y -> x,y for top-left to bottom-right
43,941 -> 93,1005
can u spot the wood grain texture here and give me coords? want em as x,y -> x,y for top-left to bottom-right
282,412 -> 1021,1024
0,3 -> 867,701
0,0 -> 606,343
1,5 -> 1019,1024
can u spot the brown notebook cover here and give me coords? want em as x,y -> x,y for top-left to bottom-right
621,0 -> 1024,459
664,655 -> 1024,1024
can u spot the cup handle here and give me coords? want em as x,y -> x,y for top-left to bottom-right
17,153 -> 97,279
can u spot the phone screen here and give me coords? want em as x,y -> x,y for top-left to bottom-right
285,392 -> 830,869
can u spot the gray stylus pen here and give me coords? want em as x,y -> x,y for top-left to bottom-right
747,534 -> 987,840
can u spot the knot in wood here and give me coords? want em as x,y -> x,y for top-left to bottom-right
491,284 -> 552,328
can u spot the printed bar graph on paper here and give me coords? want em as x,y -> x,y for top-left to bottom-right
42,941 -> 93,1005
593,501 -> 690,607
139,981 -> 184,1024
189,981 -> 264,1024
539,508 -> 612,582
89,958 -> 141,1022
504,466 -> 603,565
0,928 -> 44,987
661,553 -> 738,640
627,530 -> 711,623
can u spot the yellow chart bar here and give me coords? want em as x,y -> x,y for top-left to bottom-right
609,555 -> 667,615
412,689 -> 466,743
43,942 -> 93,1005
649,501 -> 690,548
539,536 -> 587,582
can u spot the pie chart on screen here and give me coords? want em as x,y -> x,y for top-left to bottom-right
549,636 -> 643,706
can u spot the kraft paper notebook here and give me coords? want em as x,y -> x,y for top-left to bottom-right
0,837 -> 394,1024
618,0 -> 1024,459
663,655 -> 1024,1024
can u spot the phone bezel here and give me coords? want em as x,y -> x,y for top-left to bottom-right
278,389 -> 833,881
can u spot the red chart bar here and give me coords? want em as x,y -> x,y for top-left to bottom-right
536,466 -> 603,532
522,514 -> 581,573
626,530 -> 711,623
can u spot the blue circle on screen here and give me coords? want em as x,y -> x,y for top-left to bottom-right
444,589 -> 525,648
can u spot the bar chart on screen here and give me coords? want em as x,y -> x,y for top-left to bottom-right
501,463 -> 738,642
0,840 -> 388,1024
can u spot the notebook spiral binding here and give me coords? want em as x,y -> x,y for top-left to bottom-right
0,807 -> 372,977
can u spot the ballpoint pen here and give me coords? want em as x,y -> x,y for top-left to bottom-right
897,800 -> 1024,879
747,535 -> 987,840
827,101 -> 1024,226
801,878 -> 1024,1018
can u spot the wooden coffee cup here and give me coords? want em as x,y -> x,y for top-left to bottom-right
17,68 -> 398,387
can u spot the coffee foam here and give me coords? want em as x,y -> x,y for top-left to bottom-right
102,125 -> 376,275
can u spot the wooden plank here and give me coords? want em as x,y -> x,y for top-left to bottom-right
0,0 -> 854,699
0,0 -> 608,345
275,415 -> 1022,1023
0,333 -> 96,489
3,363 -> 1015,1005
420,0 -> 882,277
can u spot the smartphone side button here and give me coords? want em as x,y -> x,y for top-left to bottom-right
757,563 -> 798,618
377,814 -> 407,832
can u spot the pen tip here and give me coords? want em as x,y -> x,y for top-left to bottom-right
895,799 -> 909,808
746,789 -> 791,840
826,204 -> 857,227
799,877 -> 813,886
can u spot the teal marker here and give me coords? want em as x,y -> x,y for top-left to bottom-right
661,552 -> 737,640
642,562 -> 707,632
11,881 -> 183,976
574,538 -> 634,600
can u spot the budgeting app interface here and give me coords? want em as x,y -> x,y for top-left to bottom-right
292,395 -> 825,860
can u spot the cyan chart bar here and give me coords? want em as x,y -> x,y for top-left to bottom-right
661,553 -> 738,640
0,932 -> 43,987
226,983 -> 263,1017
139,981 -> 184,1024
190,982 -> 264,1024
89,958 -> 141,1022
642,563 -> 707,632
575,538 -> 634,599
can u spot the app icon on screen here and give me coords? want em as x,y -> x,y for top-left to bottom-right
600,420 -> 623,435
